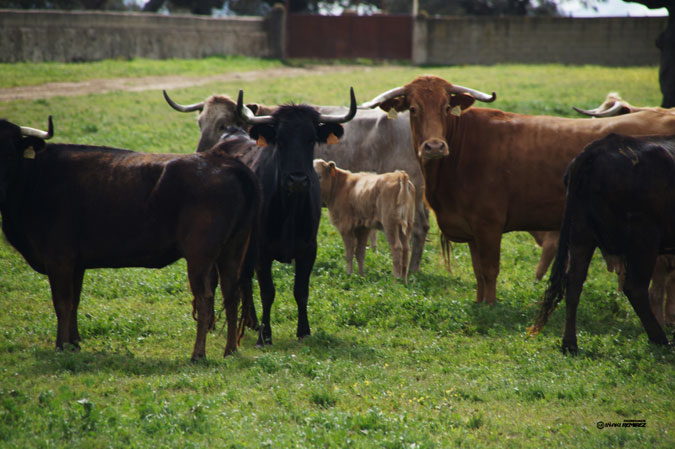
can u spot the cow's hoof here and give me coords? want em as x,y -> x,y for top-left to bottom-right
190,353 -> 206,363
562,341 -> 578,355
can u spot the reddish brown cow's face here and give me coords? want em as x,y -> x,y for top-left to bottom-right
377,76 -> 476,162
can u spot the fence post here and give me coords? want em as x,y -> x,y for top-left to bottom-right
266,4 -> 287,60
412,14 -> 428,65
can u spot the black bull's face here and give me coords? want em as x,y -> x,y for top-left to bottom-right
248,106 -> 347,195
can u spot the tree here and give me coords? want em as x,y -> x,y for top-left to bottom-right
624,1 -> 674,107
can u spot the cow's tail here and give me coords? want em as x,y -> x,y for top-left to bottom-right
529,148 -> 594,336
440,233 -> 454,274
396,171 -> 415,236
225,163 -> 262,339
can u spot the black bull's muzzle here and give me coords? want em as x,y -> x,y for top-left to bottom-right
284,172 -> 310,193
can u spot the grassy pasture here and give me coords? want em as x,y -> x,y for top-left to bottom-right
0,59 -> 673,448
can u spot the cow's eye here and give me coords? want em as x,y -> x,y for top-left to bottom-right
409,106 -> 417,115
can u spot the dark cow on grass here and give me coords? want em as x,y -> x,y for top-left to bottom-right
530,134 -> 675,354
215,89 -> 356,346
362,75 -> 675,305
0,117 -> 260,361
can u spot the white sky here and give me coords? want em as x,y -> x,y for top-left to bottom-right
560,0 -> 668,17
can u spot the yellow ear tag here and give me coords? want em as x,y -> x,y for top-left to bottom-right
450,105 -> 462,116
256,135 -> 268,147
23,146 -> 36,159
387,108 -> 398,120
326,132 -> 339,145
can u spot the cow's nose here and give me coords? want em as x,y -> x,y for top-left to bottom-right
421,139 -> 449,159
286,172 -> 310,193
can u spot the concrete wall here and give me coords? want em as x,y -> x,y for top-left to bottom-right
0,10 -> 667,66
0,10 -> 275,62
413,16 -> 667,66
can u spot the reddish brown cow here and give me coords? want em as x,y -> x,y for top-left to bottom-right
313,159 -> 416,283
362,75 -> 675,305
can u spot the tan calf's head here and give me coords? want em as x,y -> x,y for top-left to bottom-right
361,76 -> 496,162
313,158 -> 339,205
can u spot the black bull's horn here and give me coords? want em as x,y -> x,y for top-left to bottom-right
20,116 -> 54,139
236,88 -> 358,125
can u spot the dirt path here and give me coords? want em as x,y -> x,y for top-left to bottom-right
0,65 -> 382,102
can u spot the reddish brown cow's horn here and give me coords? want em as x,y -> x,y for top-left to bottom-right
573,101 -> 625,117
163,90 -> 204,113
449,84 -> 496,102
360,86 -> 406,109
20,116 -> 53,140
318,87 -> 357,124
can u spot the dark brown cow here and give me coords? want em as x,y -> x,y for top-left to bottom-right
313,159 -> 416,283
362,75 -> 675,305
575,93 -> 675,321
0,117 -> 260,360
531,134 -> 674,353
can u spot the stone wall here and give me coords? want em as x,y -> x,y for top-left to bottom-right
413,16 -> 667,66
0,10 -> 275,62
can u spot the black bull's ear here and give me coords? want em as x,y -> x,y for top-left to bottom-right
249,124 -> 276,146
318,123 -> 344,144
21,136 -> 47,155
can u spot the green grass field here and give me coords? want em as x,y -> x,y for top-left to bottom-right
0,59 -> 673,448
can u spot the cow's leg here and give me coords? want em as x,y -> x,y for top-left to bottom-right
68,268 -> 85,347
666,270 -> 675,325
384,222 -> 404,281
293,245 -> 316,339
186,260 -> 216,362
354,228 -> 370,276
649,257 -> 667,327
468,241 -> 485,304
256,258 -> 275,346
340,231 -> 356,275
562,243 -> 595,355
623,248 -> 668,346
408,205 -> 429,274
46,263 -> 83,350
215,259 -> 241,357
471,228 -> 502,305
400,225 -> 412,284
530,231 -> 558,281
369,230 -> 378,252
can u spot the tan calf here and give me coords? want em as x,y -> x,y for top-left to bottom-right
314,159 -> 416,283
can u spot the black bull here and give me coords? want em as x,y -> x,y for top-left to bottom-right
213,89 -> 356,346
531,133 -> 675,353
0,117 -> 260,361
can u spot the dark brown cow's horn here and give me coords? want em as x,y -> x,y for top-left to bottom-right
236,90 -> 274,125
318,87 -> 357,123
163,90 -> 204,113
573,101 -> 625,117
449,84 -> 497,103
20,116 -> 53,140
360,86 -> 406,109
